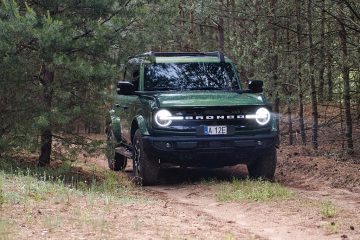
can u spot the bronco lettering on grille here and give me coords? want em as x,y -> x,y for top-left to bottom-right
185,115 -> 245,120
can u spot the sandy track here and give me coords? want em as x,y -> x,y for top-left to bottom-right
3,154 -> 359,239
143,166 -> 360,240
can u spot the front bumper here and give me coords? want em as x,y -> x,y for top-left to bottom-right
142,132 -> 278,167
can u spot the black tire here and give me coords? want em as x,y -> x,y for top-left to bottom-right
133,129 -> 159,186
247,147 -> 277,181
106,128 -> 127,171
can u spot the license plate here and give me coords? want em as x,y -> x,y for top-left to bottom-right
204,126 -> 227,135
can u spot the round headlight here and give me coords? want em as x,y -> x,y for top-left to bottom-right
154,109 -> 172,127
255,107 -> 271,125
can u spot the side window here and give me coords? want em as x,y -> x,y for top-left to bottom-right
124,66 -> 132,81
132,68 -> 140,91
124,63 -> 140,91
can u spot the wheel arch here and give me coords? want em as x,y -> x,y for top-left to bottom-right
108,110 -> 121,143
131,115 -> 149,143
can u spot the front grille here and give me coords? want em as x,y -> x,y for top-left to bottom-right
159,106 -> 271,132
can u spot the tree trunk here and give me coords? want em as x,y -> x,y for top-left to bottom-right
318,0 -> 326,102
327,54 -> 333,101
339,97 -> 345,151
284,24 -> 293,146
177,1 -> 185,50
218,15 -> 225,52
269,0 -> 280,133
296,0 -> 306,145
307,0 -> 318,150
339,20 -> 354,154
287,97 -> 293,145
38,65 -> 54,167
356,74 -> 360,121
189,0 -> 195,50
39,129 -> 52,167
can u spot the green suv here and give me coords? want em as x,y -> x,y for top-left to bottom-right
106,52 -> 278,185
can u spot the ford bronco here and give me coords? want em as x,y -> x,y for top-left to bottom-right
106,52 -> 278,185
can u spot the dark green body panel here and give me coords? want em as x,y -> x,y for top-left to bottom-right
156,92 -> 264,107
109,54 -> 278,146
111,94 -> 150,143
107,52 -> 278,181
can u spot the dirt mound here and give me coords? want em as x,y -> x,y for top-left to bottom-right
277,146 -> 360,193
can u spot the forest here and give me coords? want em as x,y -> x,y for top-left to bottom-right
0,0 -> 359,164
1,1 -> 360,239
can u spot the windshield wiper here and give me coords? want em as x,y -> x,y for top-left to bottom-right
192,87 -> 222,90
195,88 -> 245,93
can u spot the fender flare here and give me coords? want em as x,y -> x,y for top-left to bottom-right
109,110 -> 122,143
131,115 -> 150,141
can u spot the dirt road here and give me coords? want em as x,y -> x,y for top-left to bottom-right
3,149 -> 360,240
86,135 -> 360,239
136,166 -> 360,240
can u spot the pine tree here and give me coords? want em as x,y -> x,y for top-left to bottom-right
0,0 -> 176,165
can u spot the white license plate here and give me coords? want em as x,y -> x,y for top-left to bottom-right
204,126 -> 227,135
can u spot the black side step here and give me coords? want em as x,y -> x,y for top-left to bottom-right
115,146 -> 134,159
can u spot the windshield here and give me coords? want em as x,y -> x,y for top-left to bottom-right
144,62 -> 240,91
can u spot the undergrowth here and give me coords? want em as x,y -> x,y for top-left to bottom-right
324,221 -> 339,234
0,157 -> 142,207
0,219 -> 12,240
0,174 -> 4,206
0,156 -> 148,239
215,178 -> 294,202
321,200 -> 337,218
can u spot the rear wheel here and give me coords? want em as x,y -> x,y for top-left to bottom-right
106,128 -> 127,171
133,129 -> 159,186
247,147 -> 277,181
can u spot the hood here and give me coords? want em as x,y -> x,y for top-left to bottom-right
153,91 -> 265,108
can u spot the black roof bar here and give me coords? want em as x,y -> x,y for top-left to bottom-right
129,51 -> 226,63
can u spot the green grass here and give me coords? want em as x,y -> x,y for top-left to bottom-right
223,233 -> 236,240
215,178 -> 294,202
0,170 -> 143,206
324,221 -> 339,234
0,156 -> 148,208
0,219 -> 12,240
0,156 -> 156,239
0,157 -> 150,239
321,200 -> 337,218
0,174 -> 4,206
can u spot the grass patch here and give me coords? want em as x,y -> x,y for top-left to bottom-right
216,178 -> 294,202
0,219 -> 12,240
324,221 -> 339,234
223,233 -> 236,240
42,215 -> 62,232
0,156 -> 154,239
0,158 -> 150,239
0,174 -> 4,206
0,169 -> 141,206
0,155 -> 148,208
321,200 -> 337,218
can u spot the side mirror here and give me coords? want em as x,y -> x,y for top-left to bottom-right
117,81 -> 135,95
248,80 -> 263,93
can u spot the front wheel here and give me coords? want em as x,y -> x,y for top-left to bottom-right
133,129 -> 159,186
106,128 -> 127,171
247,147 -> 277,181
